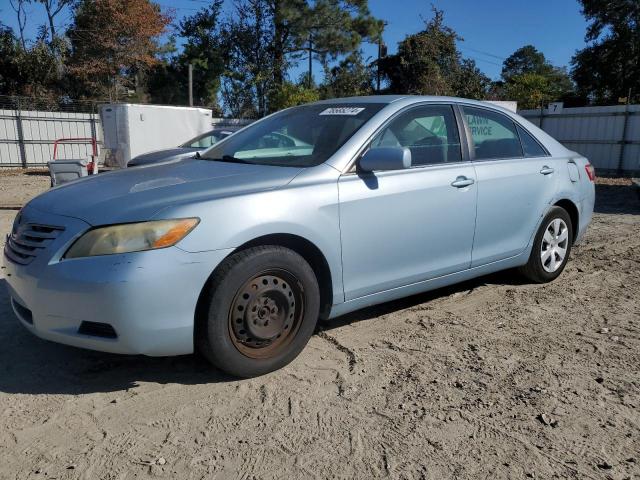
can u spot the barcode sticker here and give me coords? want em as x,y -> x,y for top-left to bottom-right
319,107 -> 366,116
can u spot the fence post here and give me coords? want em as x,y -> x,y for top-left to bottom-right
617,97 -> 630,175
89,105 -> 98,142
15,98 -> 28,168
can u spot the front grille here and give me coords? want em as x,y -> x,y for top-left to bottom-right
4,223 -> 65,265
78,321 -> 118,339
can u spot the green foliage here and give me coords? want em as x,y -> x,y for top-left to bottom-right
503,73 -> 553,110
15,36 -> 68,98
379,8 -> 490,99
268,80 -> 320,111
0,24 -> 21,95
379,8 -> 460,95
306,0 -> 384,65
148,2 -> 225,108
178,1 -> 225,107
319,51 -> 374,99
0,21 -> 68,99
220,0 -> 381,115
501,45 -> 550,81
500,45 -> 575,108
571,0 -> 640,104
221,0 -> 277,117
454,59 -> 491,100
7,0 -> 598,115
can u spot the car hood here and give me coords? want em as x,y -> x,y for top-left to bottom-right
128,147 -> 197,166
28,159 -> 303,225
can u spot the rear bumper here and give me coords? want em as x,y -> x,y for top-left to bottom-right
575,187 -> 595,245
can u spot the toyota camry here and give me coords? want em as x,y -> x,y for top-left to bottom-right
4,96 -> 595,377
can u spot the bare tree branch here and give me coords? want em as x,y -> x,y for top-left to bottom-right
9,0 -> 29,49
36,0 -> 73,43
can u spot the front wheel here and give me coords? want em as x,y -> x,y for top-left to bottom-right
197,246 -> 320,378
519,206 -> 573,283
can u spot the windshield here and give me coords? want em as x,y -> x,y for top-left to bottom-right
181,130 -> 233,148
201,103 -> 384,167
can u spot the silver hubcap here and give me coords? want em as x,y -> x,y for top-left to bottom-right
541,218 -> 569,273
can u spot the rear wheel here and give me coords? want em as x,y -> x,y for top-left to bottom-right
519,206 -> 573,283
197,246 -> 320,377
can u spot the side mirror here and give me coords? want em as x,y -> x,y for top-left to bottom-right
359,147 -> 412,172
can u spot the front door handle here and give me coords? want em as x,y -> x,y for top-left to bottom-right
451,176 -> 475,188
540,166 -> 555,175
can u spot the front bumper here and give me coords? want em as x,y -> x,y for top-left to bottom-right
4,205 -> 232,356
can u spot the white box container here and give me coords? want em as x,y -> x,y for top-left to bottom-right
100,104 -> 213,168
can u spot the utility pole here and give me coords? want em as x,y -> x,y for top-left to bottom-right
188,64 -> 194,107
377,39 -> 387,94
308,34 -> 313,88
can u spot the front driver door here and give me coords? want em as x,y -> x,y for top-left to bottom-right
338,104 -> 478,301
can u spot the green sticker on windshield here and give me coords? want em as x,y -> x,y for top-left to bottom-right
319,107 -> 366,116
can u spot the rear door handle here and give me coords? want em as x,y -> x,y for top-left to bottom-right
451,176 -> 475,188
540,166 -> 555,175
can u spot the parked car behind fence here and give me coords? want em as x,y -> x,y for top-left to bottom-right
127,127 -> 243,167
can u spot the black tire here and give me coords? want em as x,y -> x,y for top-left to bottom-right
197,246 -> 320,378
519,206 -> 573,283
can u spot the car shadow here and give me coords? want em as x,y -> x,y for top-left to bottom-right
0,269 -> 525,395
24,170 -> 50,177
320,269 -> 525,330
0,279 -> 235,395
594,183 -> 640,214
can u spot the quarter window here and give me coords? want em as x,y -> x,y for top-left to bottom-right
371,105 -> 462,166
516,124 -> 547,157
463,106 -> 523,160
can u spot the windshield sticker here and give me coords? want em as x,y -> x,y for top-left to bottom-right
319,107 -> 366,116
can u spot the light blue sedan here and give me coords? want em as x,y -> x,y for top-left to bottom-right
4,96 -> 595,377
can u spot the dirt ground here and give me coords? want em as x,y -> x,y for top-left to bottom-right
0,169 -> 50,208
0,176 -> 639,480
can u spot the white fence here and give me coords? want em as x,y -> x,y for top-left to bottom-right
0,105 -> 253,168
0,109 -> 102,167
5,102 -> 637,174
519,104 -> 640,175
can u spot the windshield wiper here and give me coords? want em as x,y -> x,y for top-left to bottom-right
207,155 -> 254,164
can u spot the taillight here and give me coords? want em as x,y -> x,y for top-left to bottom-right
585,164 -> 595,182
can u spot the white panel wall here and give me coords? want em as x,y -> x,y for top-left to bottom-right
0,109 -> 102,167
519,105 -> 640,174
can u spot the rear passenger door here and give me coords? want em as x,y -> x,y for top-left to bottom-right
462,105 -> 558,266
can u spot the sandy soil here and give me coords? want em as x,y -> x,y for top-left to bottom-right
0,170 -> 50,208
0,179 -> 639,480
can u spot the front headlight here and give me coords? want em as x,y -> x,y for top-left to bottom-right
65,218 -> 199,259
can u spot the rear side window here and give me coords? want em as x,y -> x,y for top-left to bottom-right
371,105 -> 462,166
516,124 -> 547,157
463,106 -> 523,160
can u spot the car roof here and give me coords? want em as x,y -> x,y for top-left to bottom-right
311,95 -> 518,115
313,95 -> 409,104
313,95 -> 495,105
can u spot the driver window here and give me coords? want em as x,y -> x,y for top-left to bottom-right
371,105 -> 462,165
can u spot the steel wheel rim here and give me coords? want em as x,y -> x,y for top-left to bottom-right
228,269 -> 304,359
541,218 -> 569,273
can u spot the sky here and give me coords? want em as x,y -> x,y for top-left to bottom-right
0,0 -> 590,81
